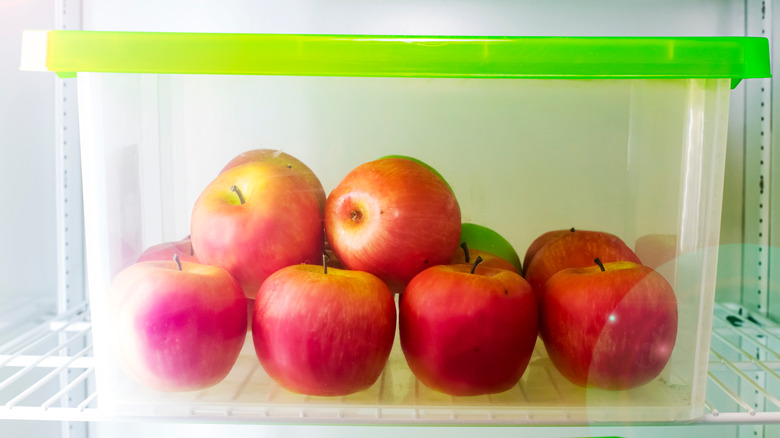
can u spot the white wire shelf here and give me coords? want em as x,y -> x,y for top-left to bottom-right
2,300 -> 780,425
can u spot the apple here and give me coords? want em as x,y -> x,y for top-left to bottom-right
109,256 -> 247,392
522,228 -> 573,276
458,223 -> 522,273
220,148 -> 326,213
252,261 -> 396,396
136,236 -> 199,264
400,257 -> 538,396
523,228 -> 641,302
325,157 -> 461,292
451,242 -> 519,274
190,161 -> 324,299
539,258 -> 678,390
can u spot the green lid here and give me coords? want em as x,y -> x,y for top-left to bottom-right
21,31 -> 771,87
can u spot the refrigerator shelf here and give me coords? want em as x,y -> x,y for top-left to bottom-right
1,300 -> 779,425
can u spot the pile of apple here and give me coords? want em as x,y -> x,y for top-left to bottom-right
108,148 -> 678,397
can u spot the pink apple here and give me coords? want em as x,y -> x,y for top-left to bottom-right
540,259 -> 678,390
220,148 -> 326,213
325,157 -> 461,292
190,161 -> 324,299
136,236 -> 199,264
400,258 -> 538,396
252,263 -> 396,396
109,257 -> 247,392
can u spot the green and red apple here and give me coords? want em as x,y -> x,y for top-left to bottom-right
454,223 -> 521,273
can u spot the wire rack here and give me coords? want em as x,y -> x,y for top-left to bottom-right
2,301 -> 780,425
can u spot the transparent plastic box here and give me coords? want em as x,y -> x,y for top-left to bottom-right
21,31 -> 771,424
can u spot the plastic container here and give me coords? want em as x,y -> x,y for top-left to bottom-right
21,31 -> 771,424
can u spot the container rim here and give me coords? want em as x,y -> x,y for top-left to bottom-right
21,31 -> 771,88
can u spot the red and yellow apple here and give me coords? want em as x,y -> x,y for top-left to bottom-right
325,157 -> 461,292
252,263 -> 396,396
109,258 -> 247,392
190,161 -> 324,299
539,259 -> 678,390
220,148 -> 326,213
400,259 -> 538,396
523,228 -> 641,301
136,236 -> 198,264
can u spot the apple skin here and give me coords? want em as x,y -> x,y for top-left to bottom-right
220,149 -> 326,213
451,244 -> 519,274
522,228 -> 574,276
109,260 -> 247,392
325,157 -> 461,292
523,229 -> 641,302
400,263 -> 538,396
460,223 -> 522,273
252,264 -> 396,396
540,260 -> 678,390
190,161 -> 324,299
136,236 -> 199,264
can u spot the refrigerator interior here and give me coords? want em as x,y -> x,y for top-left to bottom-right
1,0 -> 779,437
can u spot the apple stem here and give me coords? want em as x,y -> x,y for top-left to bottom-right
231,185 -> 246,205
594,257 -> 606,272
460,242 -> 470,263
323,252 -> 329,275
173,253 -> 182,271
470,256 -> 484,274
570,227 -> 576,233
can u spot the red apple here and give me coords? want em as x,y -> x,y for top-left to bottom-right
109,257 -> 247,392
523,228 -> 641,302
325,157 -> 461,292
451,242 -> 519,274
400,258 -> 538,396
522,228 -> 573,276
136,236 -> 199,264
220,148 -> 326,213
190,161 -> 324,299
252,263 -> 396,396
540,259 -> 678,390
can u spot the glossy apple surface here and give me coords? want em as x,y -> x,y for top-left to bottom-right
522,228 -> 573,276
325,157 -> 461,292
540,260 -> 678,390
136,236 -> 199,264
400,262 -> 538,396
458,223 -> 521,273
109,260 -> 247,392
523,229 -> 641,301
252,264 -> 396,396
220,148 -> 326,213
191,161 -> 324,299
